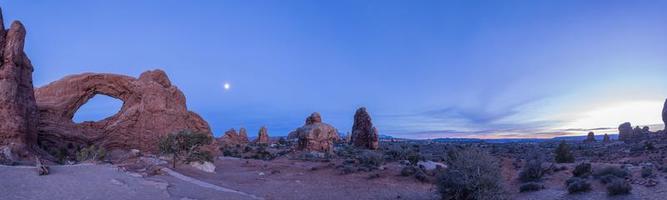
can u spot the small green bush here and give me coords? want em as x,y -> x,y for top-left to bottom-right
159,130 -> 213,168
76,145 -> 106,162
415,170 -> 429,182
572,163 -> 592,177
186,151 -> 213,164
593,166 -> 628,179
278,137 -> 288,145
519,159 -> 543,182
401,166 -> 418,176
383,147 -> 422,165
599,174 -> 618,184
357,150 -> 384,169
519,183 -> 544,193
645,142 -> 655,150
221,148 -> 241,157
555,141 -> 575,163
606,179 -> 632,195
566,177 -> 591,194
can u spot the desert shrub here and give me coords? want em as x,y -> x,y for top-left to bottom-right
159,130 -> 213,168
401,165 -> 418,176
356,150 -> 384,169
572,163 -> 592,177
340,164 -> 356,175
248,145 -> 275,160
221,148 -> 241,157
645,141 -> 655,151
565,177 -> 591,194
186,151 -> 213,163
641,167 -> 654,178
519,183 -> 544,193
76,145 -> 106,162
299,151 -> 330,162
383,147 -> 422,165
593,166 -> 628,180
415,170 -> 429,182
277,137 -> 287,145
54,147 -> 68,163
368,173 -> 381,179
519,159 -> 543,182
554,141 -> 574,163
606,179 -> 632,195
335,144 -> 361,158
599,174 -> 618,184
437,148 -> 507,200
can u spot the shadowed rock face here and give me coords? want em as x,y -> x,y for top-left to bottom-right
293,112 -> 339,152
663,99 -> 667,131
255,126 -> 269,144
350,107 -> 379,150
0,10 -> 39,159
34,70 -> 212,153
618,122 -> 633,141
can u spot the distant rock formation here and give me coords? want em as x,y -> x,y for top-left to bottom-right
618,122 -> 633,141
0,12 -> 39,160
219,128 -> 249,147
584,132 -> 596,143
603,134 -> 611,143
633,126 -> 649,140
238,128 -> 249,143
350,107 -> 379,150
254,126 -> 269,144
292,112 -> 339,152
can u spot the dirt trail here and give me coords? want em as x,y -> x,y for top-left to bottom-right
161,167 -> 264,200
0,164 -> 257,200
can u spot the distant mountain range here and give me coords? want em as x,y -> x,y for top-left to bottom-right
397,134 -> 622,143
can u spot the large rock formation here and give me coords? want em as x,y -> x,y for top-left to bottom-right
584,132 -> 596,143
0,11 -> 39,160
35,70 -> 212,153
0,8 -> 213,161
254,126 -> 269,144
618,122 -> 633,142
350,107 -> 379,150
292,112 -> 339,152
219,128 -> 249,147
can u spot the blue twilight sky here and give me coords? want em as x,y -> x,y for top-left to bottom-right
2,1 -> 667,138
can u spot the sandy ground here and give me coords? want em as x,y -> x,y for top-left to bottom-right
175,157 -> 439,200
0,164 -> 255,200
0,157 -> 437,200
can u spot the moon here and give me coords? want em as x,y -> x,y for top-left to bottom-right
223,82 -> 231,90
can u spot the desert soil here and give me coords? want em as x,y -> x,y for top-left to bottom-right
0,157 -> 437,200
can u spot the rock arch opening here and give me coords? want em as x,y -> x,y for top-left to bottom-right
72,94 -> 123,123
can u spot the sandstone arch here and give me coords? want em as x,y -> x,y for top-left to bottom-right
35,70 -> 212,153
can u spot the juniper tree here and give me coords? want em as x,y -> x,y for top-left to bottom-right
159,130 -> 212,168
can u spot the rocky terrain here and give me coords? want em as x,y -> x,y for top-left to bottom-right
3,5 -> 667,200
